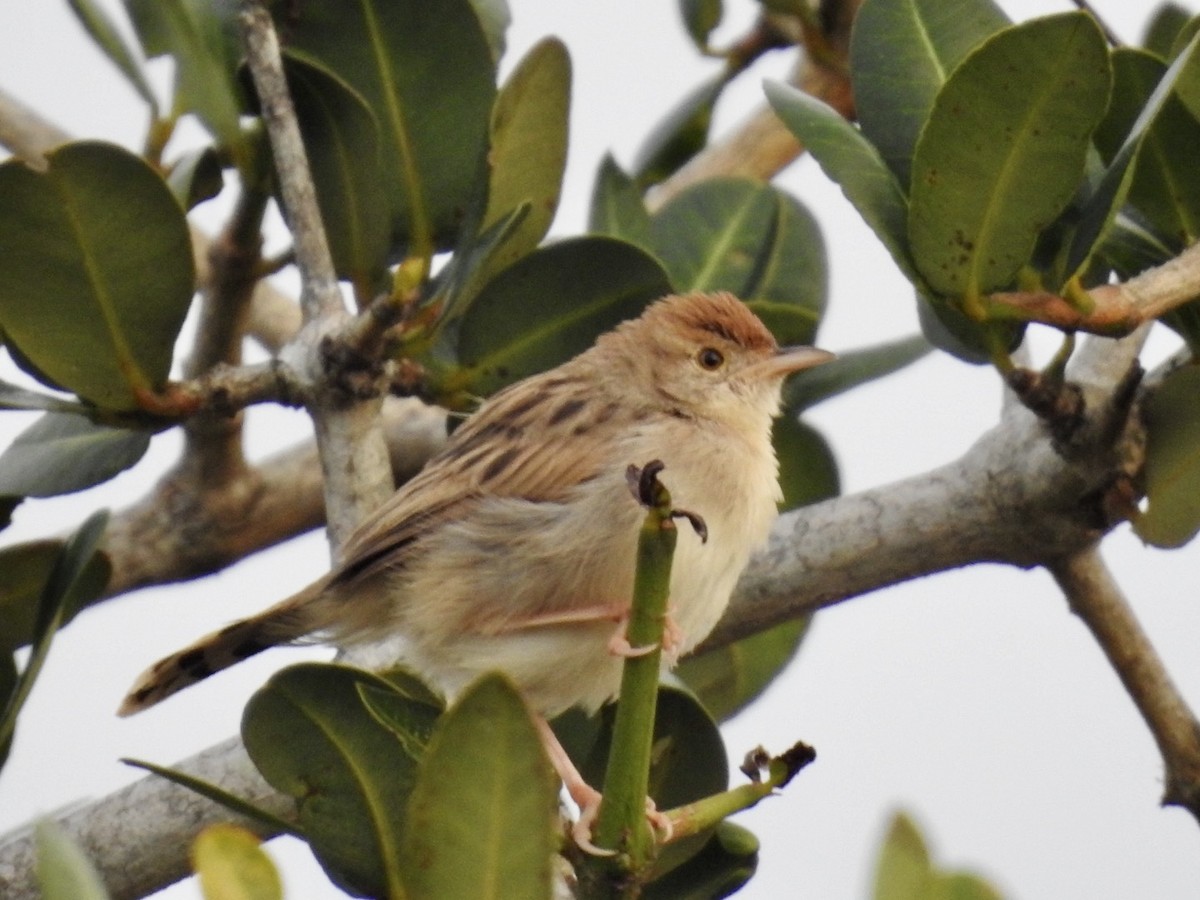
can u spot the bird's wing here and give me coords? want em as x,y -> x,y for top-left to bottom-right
332,370 -> 635,586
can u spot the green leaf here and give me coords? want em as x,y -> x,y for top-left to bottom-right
242,663 -> 425,898
633,73 -> 727,189
588,154 -> 654,250
773,416 -> 840,511
448,237 -> 673,400
400,674 -> 556,900
0,380 -> 90,415
469,0 -> 511,64
284,55 -> 392,291
1091,46 -> 1200,255
481,38 -> 571,273
908,12 -> 1111,299
35,820 -> 109,900
784,335 -> 932,412
124,0 -> 248,169
0,142 -> 194,410
1068,35 -> 1200,276
1169,17 -> 1200,121
1144,4 -> 1193,59
166,147 -> 224,211
0,540 -> 110,652
676,619 -> 808,722
0,511 -> 108,761
643,821 -> 758,899
764,82 -> 918,286
193,824 -> 283,900
0,413 -> 151,498
1134,365 -> 1200,547
0,654 -> 15,765
650,178 -> 826,331
873,812 -> 1005,900
680,0 -> 723,51
850,0 -> 1009,186
873,813 -> 934,900
67,0 -> 158,113
278,0 -> 497,253
356,681 -> 441,762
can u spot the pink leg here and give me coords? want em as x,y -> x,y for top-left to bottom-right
534,716 -> 675,853
606,608 -> 685,663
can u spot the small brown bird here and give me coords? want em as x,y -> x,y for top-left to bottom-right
119,291 -> 831,836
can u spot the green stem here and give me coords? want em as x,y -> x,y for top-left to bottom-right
593,478 -> 677,861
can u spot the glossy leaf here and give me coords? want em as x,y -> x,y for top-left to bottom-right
850,0 -> 1008,186
773,416 -> 840,511
784,334 -> 932,412
285,55 -> 391,290
0,655 -> 14,765
469,0 -> 511,64
1134,365 -> 1200,547
874,813 -> 933,900
633,73 -> 727,188
0,540 -> 111,651
680,0 -> 723,50
1144,4 -> 1193,59
277,0 -> 496,252
1092,47 -> 1200,255
908,12 -> 1111,299
650,178 -> 826,330
1069,36 -> 1200,276
588,154 -> 654,250
765,82 -> 918,286
357,681 -> 441,762
0,142 -> 194,410
124,0 -> 248,168
449,237 -> 673,400
677,619 -> 808,723
917,295 -> 1021,365
643,821 -> 758,900
193,824 -> 283,900
242,663 -> 426,898
0,413 -> 151,498
1170,17 -> 1200,121
34,820 -> 108,900
0,381 -> 89,415
400,674 -> 556,900
0,512 -> 108,764
166,147 -> 224,211
481,38 -> 571,274
68,0 -> 158,112
873,812 -> 1004,900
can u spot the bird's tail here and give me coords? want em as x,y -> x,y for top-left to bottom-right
117,577 -> 330,716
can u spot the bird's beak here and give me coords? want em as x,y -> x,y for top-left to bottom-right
749,346 -> 835,381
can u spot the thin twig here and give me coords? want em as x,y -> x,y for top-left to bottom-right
987,241 -> 1200,336
1050,547 -> 1200,823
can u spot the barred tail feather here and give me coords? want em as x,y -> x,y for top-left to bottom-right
117,581 -> 325,716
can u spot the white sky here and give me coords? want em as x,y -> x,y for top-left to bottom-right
1,1 -> 1200,898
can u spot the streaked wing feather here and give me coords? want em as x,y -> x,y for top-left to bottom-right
333,369 -> 627,586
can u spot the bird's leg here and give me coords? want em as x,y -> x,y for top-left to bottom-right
606,606 -> 683,663
534,716 -> 673,855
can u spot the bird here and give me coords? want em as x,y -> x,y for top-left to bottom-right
119,290 -> 832,841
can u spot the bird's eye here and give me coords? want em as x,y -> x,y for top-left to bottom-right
697,347 -> 725,370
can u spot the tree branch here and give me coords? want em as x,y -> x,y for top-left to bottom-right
0,738 -> 293,900
238,1 -> 392,549
987,242 -> 1200,336
1049,547 -> 1200,823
